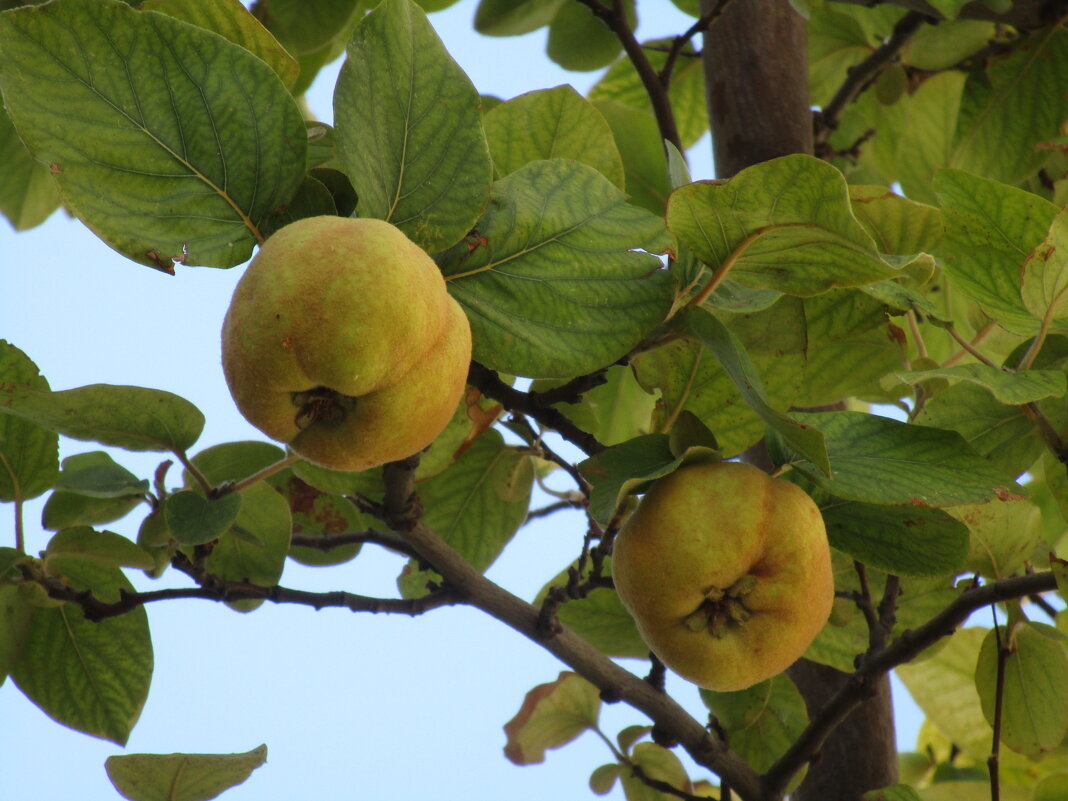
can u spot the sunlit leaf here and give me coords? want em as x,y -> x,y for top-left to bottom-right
975,622 -> 1068,755
935,169 -> 1059,334
398,430 -> 532,598
106,744 -> 267,801
503,671 -> 600,765
668,155 -> 896,296
334,0 -> 492,253
483,85 -> 624,189
440,159 -> 673,379
141,0 -> 299,88
0,0 -> 307,269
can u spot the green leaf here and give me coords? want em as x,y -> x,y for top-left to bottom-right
894,364 -> 1067,405
398,430 -> 532,598
795,290 -> 903,407
700,675 -> 808,773
790,411 -> 1023,507
847,185 -> 942,256
808,7 -> 875,108
483,85 -> 624,190
290,459 -> 383,498
590,38 -> 707,148
189,442 -> 293,611
54,452 -> 149,499
545,0 -> 624,72
949,499 -> 1042,579
862,786 -> 923,801
251,0 -> 360,54
43,490 -> 143,531
333,0 -> 492,253
916,382 -> 1045,479
591,99 -> 671,216
503,672 -> 601,765
637,300 -> 807,457
896,627 -> 990,759
0,341 -> 57,503
681,308 -> 830,474
164,491 -> 243,546
902,20 -> 996,71
269,470 -> 372,567
44,526 -> 155,571
952,26 -> 1068,187
0,583 -> 37,685
589,763 -> 623,796
183,440 -> 285,488
0,383 -> 205,454
667,155 -> 897,296
106,744 -> 268,801
1021,206 -> 1068,331
577,434 -> 680,525
533,556 -> 647,659
12,560 -> 152,745
1034,773 -> 1068,801
440,159 -> 673,378
820,501 -> 969,577
0,0 -> 307,269
473,0 -> 565,36
540,364 -> 656,448
0,104 -> 59,230
620,742 -> 693,800
894,71 -> 967,205
202,482 -> 291,612
140,0 -> 299,89
975,622 -> 1068,755
934,169 -> 1059,334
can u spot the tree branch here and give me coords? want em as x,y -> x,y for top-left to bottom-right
375,456 -> 765,799
33,562 -> 459,623
573,0 -> 684,152
815,11 -> 928,148
761,571 -> 1058,797
467,362 -> 606,456
659,0 -> 735,85
828,0 -> 1065,28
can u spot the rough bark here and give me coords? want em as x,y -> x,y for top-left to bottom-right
701,3 -> 899,797
700,0 -> 812,180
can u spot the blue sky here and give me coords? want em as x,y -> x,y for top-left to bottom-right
0,2 -> 922,798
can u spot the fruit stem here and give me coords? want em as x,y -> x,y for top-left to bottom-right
229,453 -> 302,495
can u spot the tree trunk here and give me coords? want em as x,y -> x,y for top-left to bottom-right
701,3 -> 899,798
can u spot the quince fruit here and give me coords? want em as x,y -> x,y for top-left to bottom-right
612,460 -> 833,691
221,216 -> 471,471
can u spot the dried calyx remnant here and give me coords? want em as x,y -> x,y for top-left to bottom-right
292,386 -> 357,429
683,575 -> 758,637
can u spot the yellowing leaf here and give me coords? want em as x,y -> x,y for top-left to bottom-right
503,671 -> 601,765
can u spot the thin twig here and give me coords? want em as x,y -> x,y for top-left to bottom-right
987,611 -> 1007,801
659,0 -> 735,85
760,571 -> 1057,797
573,0 -> 683,152
33,560 -> 459,622
815,11 -> 929,146
468,362 -> 605,456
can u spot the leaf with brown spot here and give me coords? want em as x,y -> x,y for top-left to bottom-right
503,672 -> 601,765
